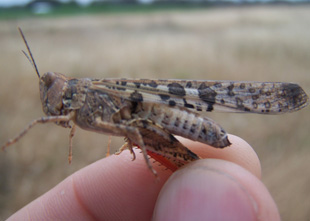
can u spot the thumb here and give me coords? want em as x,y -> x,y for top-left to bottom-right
153,159 -> 280,221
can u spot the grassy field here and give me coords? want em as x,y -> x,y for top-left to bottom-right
0,6 -> 309,220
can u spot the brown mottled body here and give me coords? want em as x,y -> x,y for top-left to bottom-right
42,72 -> 206,173
1,28 -> 309,175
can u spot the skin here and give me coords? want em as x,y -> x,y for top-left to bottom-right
7,134 -> 280,221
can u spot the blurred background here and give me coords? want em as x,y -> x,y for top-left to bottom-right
0,0 -> 309,220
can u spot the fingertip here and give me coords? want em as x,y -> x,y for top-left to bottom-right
179,134 -> 262,178
153,160 -> 280,221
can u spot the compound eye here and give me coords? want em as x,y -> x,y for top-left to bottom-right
42,72 -> 57,89
40,72 -> 67,115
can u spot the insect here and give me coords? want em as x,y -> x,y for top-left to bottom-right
1,28 -> 309,175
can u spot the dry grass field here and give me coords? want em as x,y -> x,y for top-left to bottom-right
0,6 -> 309,220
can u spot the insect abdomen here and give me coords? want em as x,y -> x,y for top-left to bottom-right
144,104 -> 231,148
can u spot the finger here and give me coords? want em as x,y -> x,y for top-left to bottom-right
7,150 -> 172,220
7,135 -> 260,220
179,134 -> 261,178
153,159 -> 280,221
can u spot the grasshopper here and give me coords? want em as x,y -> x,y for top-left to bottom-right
1,28 -> 309,175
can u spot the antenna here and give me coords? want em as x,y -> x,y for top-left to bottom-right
18,27 -> 41,78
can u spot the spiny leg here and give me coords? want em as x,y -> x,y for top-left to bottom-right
125,120 -> 161,175
115,142 -> 129,155
1,115 -> 72,151
94,119 -> 137,161
115,140 -> 136,161
94,118 -> 157,176
68,124 -> 76,164
126,140 -> 136,161
126,129 -> 157,176
127,118 -> 200,169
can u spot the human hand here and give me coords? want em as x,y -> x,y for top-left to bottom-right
7,135 -> 280,220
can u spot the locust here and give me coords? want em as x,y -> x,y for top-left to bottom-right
1,28 -> 309,175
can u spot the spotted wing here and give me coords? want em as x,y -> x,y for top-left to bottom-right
91,79 -> 308,114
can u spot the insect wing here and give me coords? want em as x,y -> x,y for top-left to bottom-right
91,79 -> 308,114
